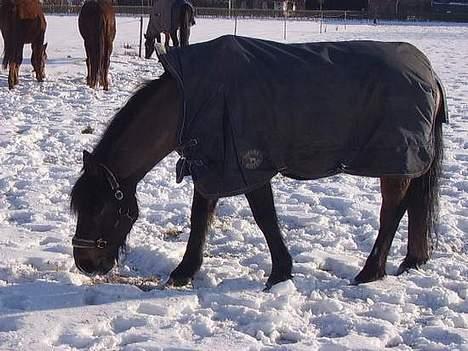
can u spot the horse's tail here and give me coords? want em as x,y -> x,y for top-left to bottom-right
408,75 -> 447,256
1,0 -> 17,69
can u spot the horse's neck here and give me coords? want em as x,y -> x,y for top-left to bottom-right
101,77 -> 180,184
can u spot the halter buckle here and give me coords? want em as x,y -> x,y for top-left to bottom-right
96,238 -> 108,249
115,190 -> 124,200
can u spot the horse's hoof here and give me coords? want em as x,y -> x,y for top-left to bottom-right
396,256 -> 427,276
264,273 -> 293,291
352,269 -> 385,285
166,275 -> 192,287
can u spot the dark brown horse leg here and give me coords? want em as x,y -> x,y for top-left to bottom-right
85,57 -> 91,86
245,182 -> 293,289
31,49 -> 42,82
7,42 -> 23,89
179,6 -> 191,46
14,63 -> 20,86
397,178 -> 431,274
171,30 -> 179,47
8,63 -> 16,90
84,42 -> 94,88
354,177 -> 411,284
8,46 -> 22,89
164,33 -> 170,50
101,42 -> 112,90
168,189 -> 218,286
31,36 -> 45,82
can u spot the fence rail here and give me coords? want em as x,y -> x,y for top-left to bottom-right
41,5 -> 366,18
41,5 -> 468,22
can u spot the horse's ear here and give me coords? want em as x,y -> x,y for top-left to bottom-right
83,150 -> 99,175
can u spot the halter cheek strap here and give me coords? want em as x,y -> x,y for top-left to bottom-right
72,163 -> 130,250
100,163 -> 124,201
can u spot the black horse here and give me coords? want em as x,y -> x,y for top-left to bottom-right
71,36 -> 447,290
144,0 -> 195,58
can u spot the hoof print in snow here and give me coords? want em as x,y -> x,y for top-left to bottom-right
81,126 -> 94,134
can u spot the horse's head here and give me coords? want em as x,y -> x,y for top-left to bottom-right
32,42 -> 47,82
144,34 -> 155,59
71,150 -> 139,276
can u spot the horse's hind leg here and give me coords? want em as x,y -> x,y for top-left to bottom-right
84,41 -> 98,88
100,42 -> 112,90
354,176 -> 411,284
83,42 -> 93,87
167,189 -> 218,286
397,177 -> 431,275
245,182 -> 293,290
179,6 -> 191,46
85,57 -> 91,86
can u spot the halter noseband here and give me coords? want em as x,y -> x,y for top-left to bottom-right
72,163 -> 134,250
72,237 -> 109,249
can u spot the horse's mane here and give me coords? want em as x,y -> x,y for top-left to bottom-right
93,73 -> 170,158
70,73 -> 170,214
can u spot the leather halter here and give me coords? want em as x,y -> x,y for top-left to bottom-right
72,163 -> 133,250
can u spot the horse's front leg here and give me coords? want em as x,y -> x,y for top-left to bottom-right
8,63 -> 17,89
167,189 -> 218,286
353,177 -> 411,284
245,182 -> 293,290
164,32 -> 170,50
171,30 -> 179,47
8,44 -> 23,89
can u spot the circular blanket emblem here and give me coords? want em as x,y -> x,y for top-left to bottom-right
242,149 -> 263,170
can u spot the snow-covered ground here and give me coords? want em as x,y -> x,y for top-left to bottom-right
0,16 -> 467,350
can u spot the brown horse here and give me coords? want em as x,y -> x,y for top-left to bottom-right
70,38 -> 447,290
0,0 -> 47,89
78,0 -> 116,90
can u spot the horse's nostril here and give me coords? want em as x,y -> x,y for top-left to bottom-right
96,257 -> 115,275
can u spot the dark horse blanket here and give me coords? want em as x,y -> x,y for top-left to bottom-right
147,0 -> 194,34
159,35 -> 447,198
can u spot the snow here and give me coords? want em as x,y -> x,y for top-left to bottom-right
0,16 -> 467,350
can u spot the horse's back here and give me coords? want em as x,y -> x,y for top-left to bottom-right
15,0 -> 44,20
79,0 -> 115,39
0,0 -> 45,44
160,36 -> 442,197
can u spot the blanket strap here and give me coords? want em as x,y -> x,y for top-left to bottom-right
175,138 -> 204,183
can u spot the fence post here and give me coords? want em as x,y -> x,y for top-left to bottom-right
234,10 -> 237,35
283,11 -> 287,40
319,11 -> 323,33
139,16 -> 143,58
344,10 -> 347,30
